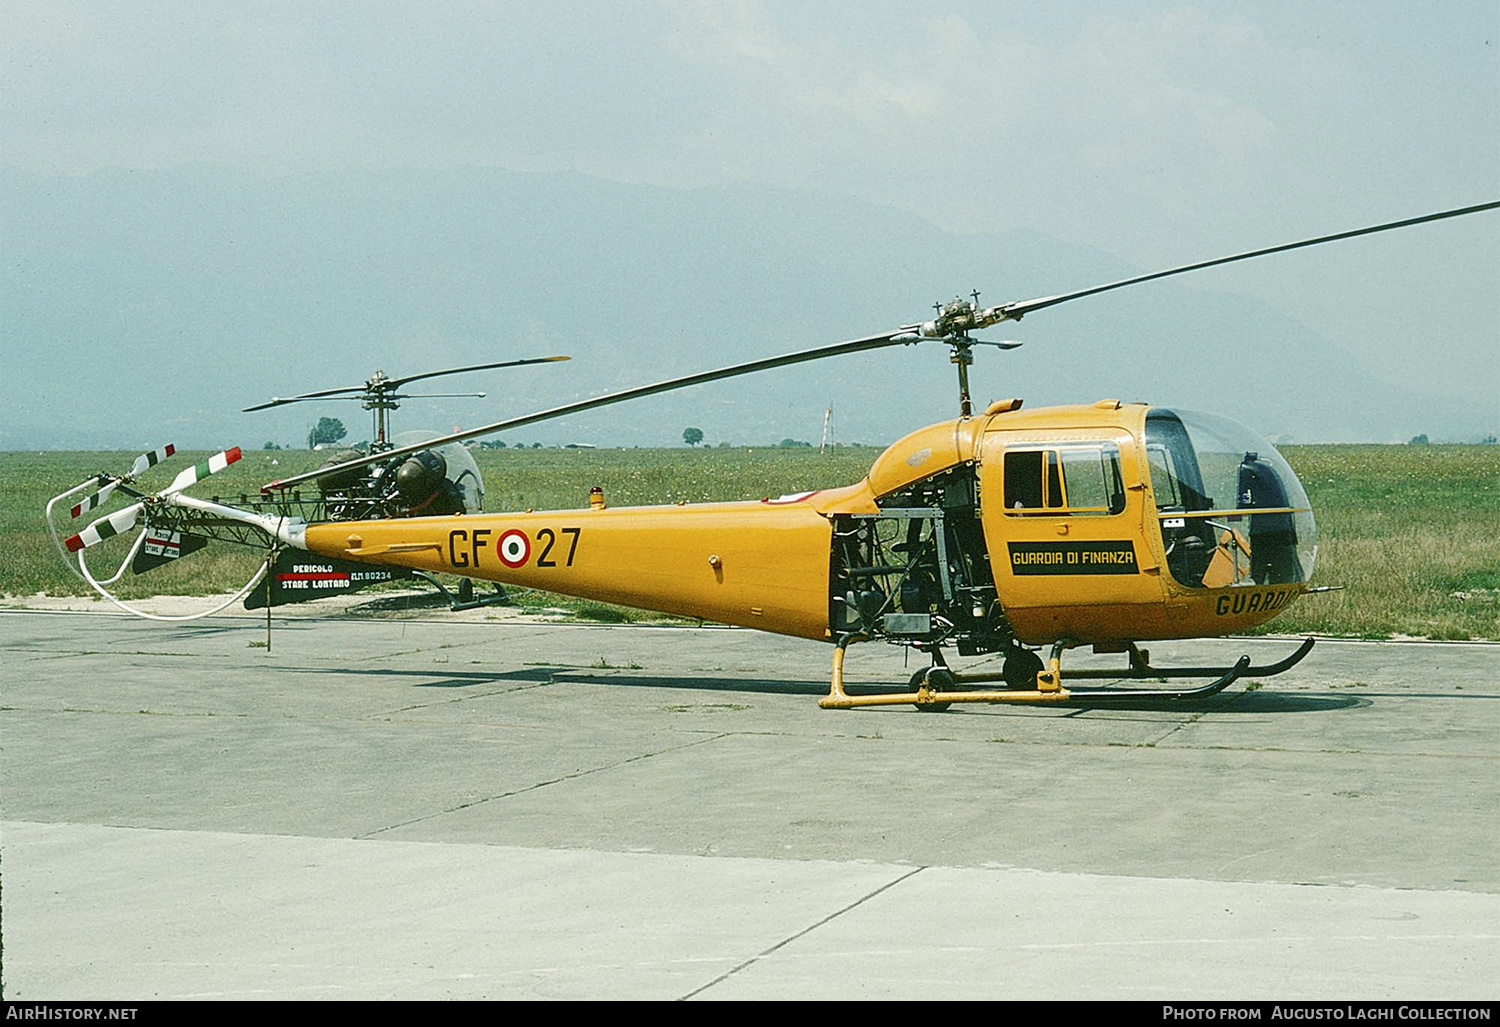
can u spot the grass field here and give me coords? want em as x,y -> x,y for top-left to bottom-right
3,443 -> 1497,640
1249,444 -> 1500,640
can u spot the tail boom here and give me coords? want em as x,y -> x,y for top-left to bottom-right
302,501 -> 836,639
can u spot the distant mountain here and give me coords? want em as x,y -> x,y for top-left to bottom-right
2,164 -> 1487,450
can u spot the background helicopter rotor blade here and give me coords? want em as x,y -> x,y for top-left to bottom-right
243,386 -> 368,412
263,391 -> 489,403
242,355 -> 570,411
987,200 -> 1500,324
389,392 -> 487,400
386,355 -> 570,389
262,330 -> 920,491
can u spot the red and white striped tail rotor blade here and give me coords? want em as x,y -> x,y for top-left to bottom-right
66,444 -> 177,518
130,444 -> 177,478
64,503 -> 143,553
70,480 -> 119,518
162,447 -> 242,496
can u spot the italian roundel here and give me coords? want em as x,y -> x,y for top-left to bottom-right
497,529 -> 530,568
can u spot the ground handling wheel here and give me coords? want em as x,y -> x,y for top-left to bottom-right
909,667 -> 954,712
1003,645 -> 1045,690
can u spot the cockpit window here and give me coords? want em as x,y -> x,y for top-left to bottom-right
1004,443 -> 1125,516
1145,409 -> 1317,588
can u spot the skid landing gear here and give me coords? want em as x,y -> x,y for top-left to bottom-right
819,634 -> 1316,710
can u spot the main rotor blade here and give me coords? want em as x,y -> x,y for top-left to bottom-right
387,355 -> 571,389
263,331 -> 918,491
262,200 -> 1498,493
993,200 -> 1500,321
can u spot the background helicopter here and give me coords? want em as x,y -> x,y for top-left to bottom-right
47,356 -> 567,615
49,201 -> 1498,708
239,354 -> 570,608
244,354 -> 571,514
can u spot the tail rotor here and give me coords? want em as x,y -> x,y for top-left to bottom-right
46,446 -> 269,620
58,447 -> 243,555
46,444 -> 175,572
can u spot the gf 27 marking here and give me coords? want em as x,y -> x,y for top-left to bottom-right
447,527 -> 582,570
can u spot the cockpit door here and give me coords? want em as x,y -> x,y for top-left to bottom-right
978,429 -> 1166,642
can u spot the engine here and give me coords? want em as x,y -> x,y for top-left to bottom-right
830,464 -> 1014,656
315,431 -> 485,521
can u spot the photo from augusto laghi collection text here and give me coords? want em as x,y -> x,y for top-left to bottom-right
1162,1007 -> 1493,1022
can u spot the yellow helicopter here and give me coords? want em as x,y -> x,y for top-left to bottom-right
51,202 -> 1498,711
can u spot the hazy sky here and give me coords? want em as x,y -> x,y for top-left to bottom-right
4,1 -> 1497,414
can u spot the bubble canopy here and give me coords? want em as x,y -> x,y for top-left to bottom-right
1143,409 -> 1316,589
390,430 -> 485,513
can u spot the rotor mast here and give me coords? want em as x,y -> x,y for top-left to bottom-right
914,291 -> 1020,418
364,370 -> 397,449
359,370 -> 488,450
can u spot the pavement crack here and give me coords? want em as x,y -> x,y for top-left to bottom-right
372,680 -> 553,717
356,732 -> 733,838
979,733 -> 1495,759
1142,707 -> 1214,747
677,865 -> 926,1000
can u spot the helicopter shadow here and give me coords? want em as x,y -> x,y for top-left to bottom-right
1050,689 -> 1371,715
429,666 -> 1376,712
272,663 -> 1372,712
266,664 -> 833,695
265,666 -> 529,689
479,666 -> 838,697
1215,689 -> 1370,713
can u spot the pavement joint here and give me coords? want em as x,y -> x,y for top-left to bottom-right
374,680 -> 555,717
355,731 -> 735,839
677,865 -> 928,1000
3,647 -> 202,659
1144,708 -> 1209,747
53,707 -> 248,719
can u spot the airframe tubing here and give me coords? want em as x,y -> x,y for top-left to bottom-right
45,477 -> 111,581
819,636 -> 1314,709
